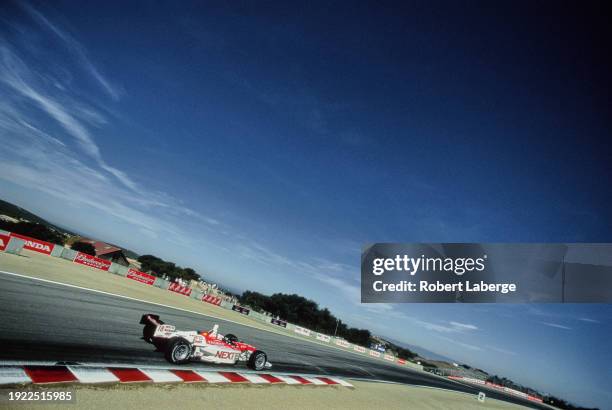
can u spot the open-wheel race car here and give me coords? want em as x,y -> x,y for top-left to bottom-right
140,314 -> 272,370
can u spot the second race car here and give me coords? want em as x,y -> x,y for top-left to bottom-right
140,314 -> 272,370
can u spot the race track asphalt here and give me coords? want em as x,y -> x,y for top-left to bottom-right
0,272 -> 548,409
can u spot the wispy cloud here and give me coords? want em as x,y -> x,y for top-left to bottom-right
20,3 -> 124,101
437,336 -> 482,351
414,320 -> 479,333
449,321 -> 479,331
542,322 -> 572,330
485,345 -> 518,356
0,13 -> 205,244
578,317 -> 601,324
0,45 -> 136,188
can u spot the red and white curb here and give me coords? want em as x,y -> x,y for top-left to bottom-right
0,365 -> 352,387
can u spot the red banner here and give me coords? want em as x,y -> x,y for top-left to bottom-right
0,233 -> 10,251
168,282 -> 192,296
126,269 -> 156,285
73,252 -> 111,271
9,233 -> 55,255
201,294 -> 221,306
398,359 -> 407,365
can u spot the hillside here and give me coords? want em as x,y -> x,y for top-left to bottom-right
0,199 -> 59,229
0,198 -> 138,257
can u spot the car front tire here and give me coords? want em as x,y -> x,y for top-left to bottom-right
247,350 -> 267,371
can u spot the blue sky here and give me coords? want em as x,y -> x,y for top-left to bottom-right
0,1 -> 610,407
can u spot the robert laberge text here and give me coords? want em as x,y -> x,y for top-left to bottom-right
373,280 -> 517,294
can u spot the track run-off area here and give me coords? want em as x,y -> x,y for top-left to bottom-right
0,269 -> 549,409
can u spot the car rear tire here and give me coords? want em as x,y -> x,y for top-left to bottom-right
247,350 -> 267,371
165,337 -> 192,364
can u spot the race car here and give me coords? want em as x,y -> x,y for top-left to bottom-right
140,314 -> 271,370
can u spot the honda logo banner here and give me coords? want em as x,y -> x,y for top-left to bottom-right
9,233 -> 55,255
0,233 -> 9,251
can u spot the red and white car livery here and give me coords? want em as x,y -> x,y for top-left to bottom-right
140,314 -> 271,371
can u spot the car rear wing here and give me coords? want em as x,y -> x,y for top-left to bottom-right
140,314 -> 165,326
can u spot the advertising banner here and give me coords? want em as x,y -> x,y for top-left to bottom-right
369,350 -> 381,358
384,354 -> 395,362
168,282 -> 192,296
73,252 -> 111,271
0,233 -> 9,251
10,233 -> 55,255
398,359 -> 406,365
315,333 -> 331,342
201,294 -> 222,306
335,339 -> 350,348
126,269 -> 156,285
294,326 -> 311,337
354,345 -> 366,353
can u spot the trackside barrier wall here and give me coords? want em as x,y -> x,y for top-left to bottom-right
248,310 -> 270,323
109,262 -> 129,276
220,300 -> 234,309
154,278 -> 169,289
60,247 -> 77,261
50,245 -> 63,257
5,237 -> 25,255
190,290 -> 203,300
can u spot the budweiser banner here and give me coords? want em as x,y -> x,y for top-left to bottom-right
10,233 -> 55,255
168,282 -> 192,296
126,269 -> 156,285
73,252 -> 111,271
398,359 -> 407,365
